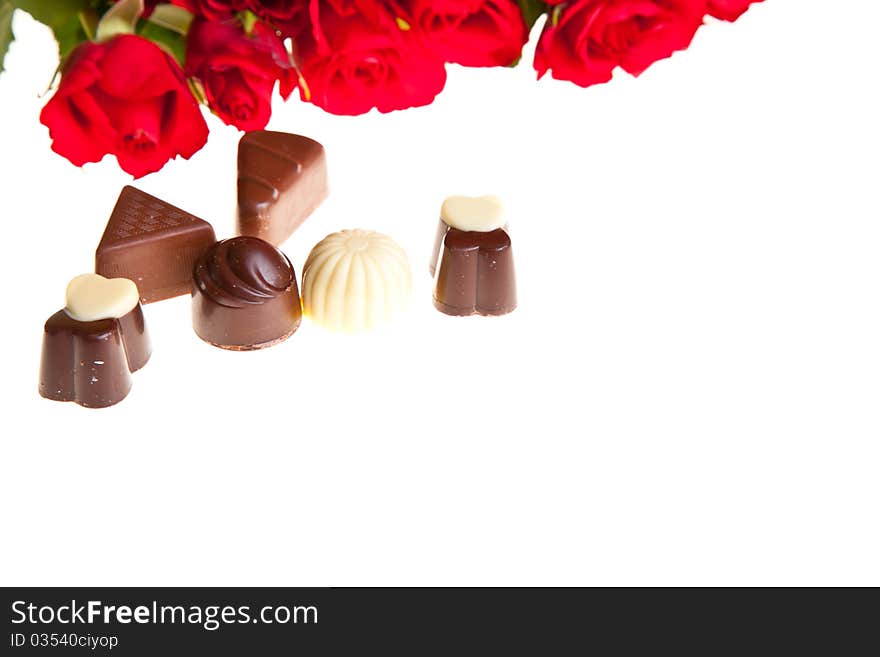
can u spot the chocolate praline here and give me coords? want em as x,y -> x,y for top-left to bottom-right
39,296 -> 151,409
237,131 -> 328,246
96,186 -> 217,303
191,236 -> 302,350
433,227 -> 517,317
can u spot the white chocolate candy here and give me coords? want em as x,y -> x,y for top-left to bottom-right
440,195 -> 505,232
302,230 -> 412,333
64,274 -> 140,322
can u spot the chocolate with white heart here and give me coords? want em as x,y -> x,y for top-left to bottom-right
431,195 -> 517,317
429,195 -> 507,276
39,274 -> 152,408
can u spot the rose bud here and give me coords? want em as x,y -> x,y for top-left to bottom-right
706,0 -> 764,22
405,0 -> 529,67
294,0 -> 447,115
39,35 -> 209,178
185,17 -> 296,131
534,0 -> 706,88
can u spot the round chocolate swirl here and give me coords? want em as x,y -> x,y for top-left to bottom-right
193,237 -> 294,309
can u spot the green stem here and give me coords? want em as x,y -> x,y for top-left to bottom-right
77,10 -> 93,40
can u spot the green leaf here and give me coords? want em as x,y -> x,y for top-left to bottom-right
147,3 -> 193,35
518,0 -> 547,31
12,0 -> 96,60
139,20 -> 186,67
95,0 -> 142,41
0,0 -> 13,73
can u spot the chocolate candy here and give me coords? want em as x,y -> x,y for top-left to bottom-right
192,237 -> 302,350
431,195 -> 516,316
302,230 -> 412,333
96,186 -> 217,303
434,228 -> 517,316
430,195 -> 507,276
237,131 -> 328,246
39,274 -> 151,408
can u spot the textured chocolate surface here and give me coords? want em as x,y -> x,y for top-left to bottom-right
96,186 -> 216,303
39,304 -> 151,408
433,227 -> 517,316
302,230 -> 412,333
192,237 -> 302,350
237,131 -> 328,245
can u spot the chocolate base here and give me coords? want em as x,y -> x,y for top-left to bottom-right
191,291 -> 302,350
195,323 -> 300,352
433,227 -> 517,317
39,305 -> 151,408
430,218 -> 511,277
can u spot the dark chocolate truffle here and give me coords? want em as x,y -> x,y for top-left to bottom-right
192,237 -> 302,350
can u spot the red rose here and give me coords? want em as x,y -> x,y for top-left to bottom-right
185,18 -> 296,131
294,0 -> 447,115
251,0 -> 309,34
706,0 -> 763,21
405,0 -> 529,67
39,35 -> 208,178
534,0 -> 706,88
172,0 -> 244,19
176,0 -> 309,31
253,0 -> 304,18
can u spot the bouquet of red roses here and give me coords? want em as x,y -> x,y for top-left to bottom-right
0,0 -> 763,177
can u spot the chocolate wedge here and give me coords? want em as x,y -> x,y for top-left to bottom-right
237,131 -> 328,246
95,186 -> 216,303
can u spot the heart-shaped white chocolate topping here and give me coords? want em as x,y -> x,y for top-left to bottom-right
65,274 -> 139,322
440,195 -> 505,232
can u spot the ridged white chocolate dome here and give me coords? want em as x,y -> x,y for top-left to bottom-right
302,229 -> 412,332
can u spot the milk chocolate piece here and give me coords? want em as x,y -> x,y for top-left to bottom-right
237,131 -> 328,245
39,305 -> 151,408
192,237 -> 302,350
433,228 -> 517,316
96,186 -> 217,303
430,196 -> 507,276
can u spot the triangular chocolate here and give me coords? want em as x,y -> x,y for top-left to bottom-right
95,186 -> 216,303
237,131 -> 328,246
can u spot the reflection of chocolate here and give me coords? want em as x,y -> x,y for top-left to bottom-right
429,219 -> 452,277
192,237 -> 302,350
433,228 -> 517,316
39,305 -> 151,408
237,131 -> 328,246
96,186 -> 216,303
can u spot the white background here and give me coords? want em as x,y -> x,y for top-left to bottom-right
1,0 -> 878,586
